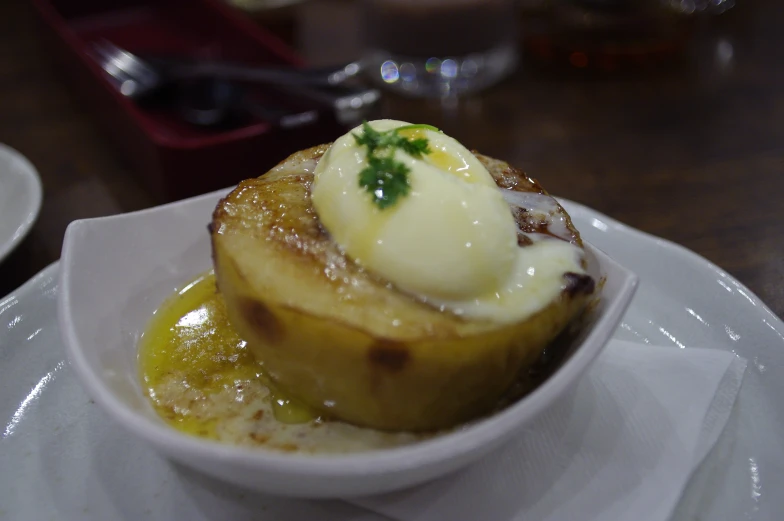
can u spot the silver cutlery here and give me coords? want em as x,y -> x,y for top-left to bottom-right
90,40 -> 378,125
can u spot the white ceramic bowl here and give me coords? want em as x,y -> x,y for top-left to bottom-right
58,188 -> 638,498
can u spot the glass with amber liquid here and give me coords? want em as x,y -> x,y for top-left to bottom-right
521,0 -> 735,72
361,0 -> 519,97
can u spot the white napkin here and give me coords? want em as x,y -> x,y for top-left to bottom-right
352,340 -> 746,521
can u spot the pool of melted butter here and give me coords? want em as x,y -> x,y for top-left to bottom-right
140,271 -> 594,454
138,271 -> 423,454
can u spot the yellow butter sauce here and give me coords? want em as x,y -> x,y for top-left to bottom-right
138,271 -> 314,441
136,269 -> 575,453
138,272 -> 432,453
398,127 -> 484,184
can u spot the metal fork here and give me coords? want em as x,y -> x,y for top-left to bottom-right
90,41 -> 379,124
91,40 -> 364,94
91,40 -> 162,99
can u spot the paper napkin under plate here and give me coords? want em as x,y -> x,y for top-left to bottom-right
352,340 -> 747,521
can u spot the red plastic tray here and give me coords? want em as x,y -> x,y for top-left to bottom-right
31,0 -> 346,201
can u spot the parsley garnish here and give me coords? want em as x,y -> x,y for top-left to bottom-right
358,157 -> 410,209
352,122 -> 439,209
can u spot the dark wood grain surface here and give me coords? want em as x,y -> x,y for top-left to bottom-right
1,0 -> 782,317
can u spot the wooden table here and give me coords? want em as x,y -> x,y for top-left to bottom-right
1,0 -> 782,317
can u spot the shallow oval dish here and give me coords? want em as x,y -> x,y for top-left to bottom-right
58,186 -> 638,498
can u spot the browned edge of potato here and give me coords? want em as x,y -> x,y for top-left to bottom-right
210,145 -> 595,432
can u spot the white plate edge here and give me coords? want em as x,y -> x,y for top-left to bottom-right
557,197 -> 784,328
0,261 -> 59,305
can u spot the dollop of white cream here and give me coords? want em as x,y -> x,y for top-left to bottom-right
311,120 -> 587,324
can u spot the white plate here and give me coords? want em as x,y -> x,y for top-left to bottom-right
1,199 -> 782,520
0,144 -> 42,263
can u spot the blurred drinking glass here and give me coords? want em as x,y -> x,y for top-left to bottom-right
360,0 -> 519,98
521,0 -> 736,72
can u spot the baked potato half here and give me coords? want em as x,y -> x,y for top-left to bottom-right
211,145 -> 595,432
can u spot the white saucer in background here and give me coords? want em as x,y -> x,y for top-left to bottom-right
0,144 -> 42,262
